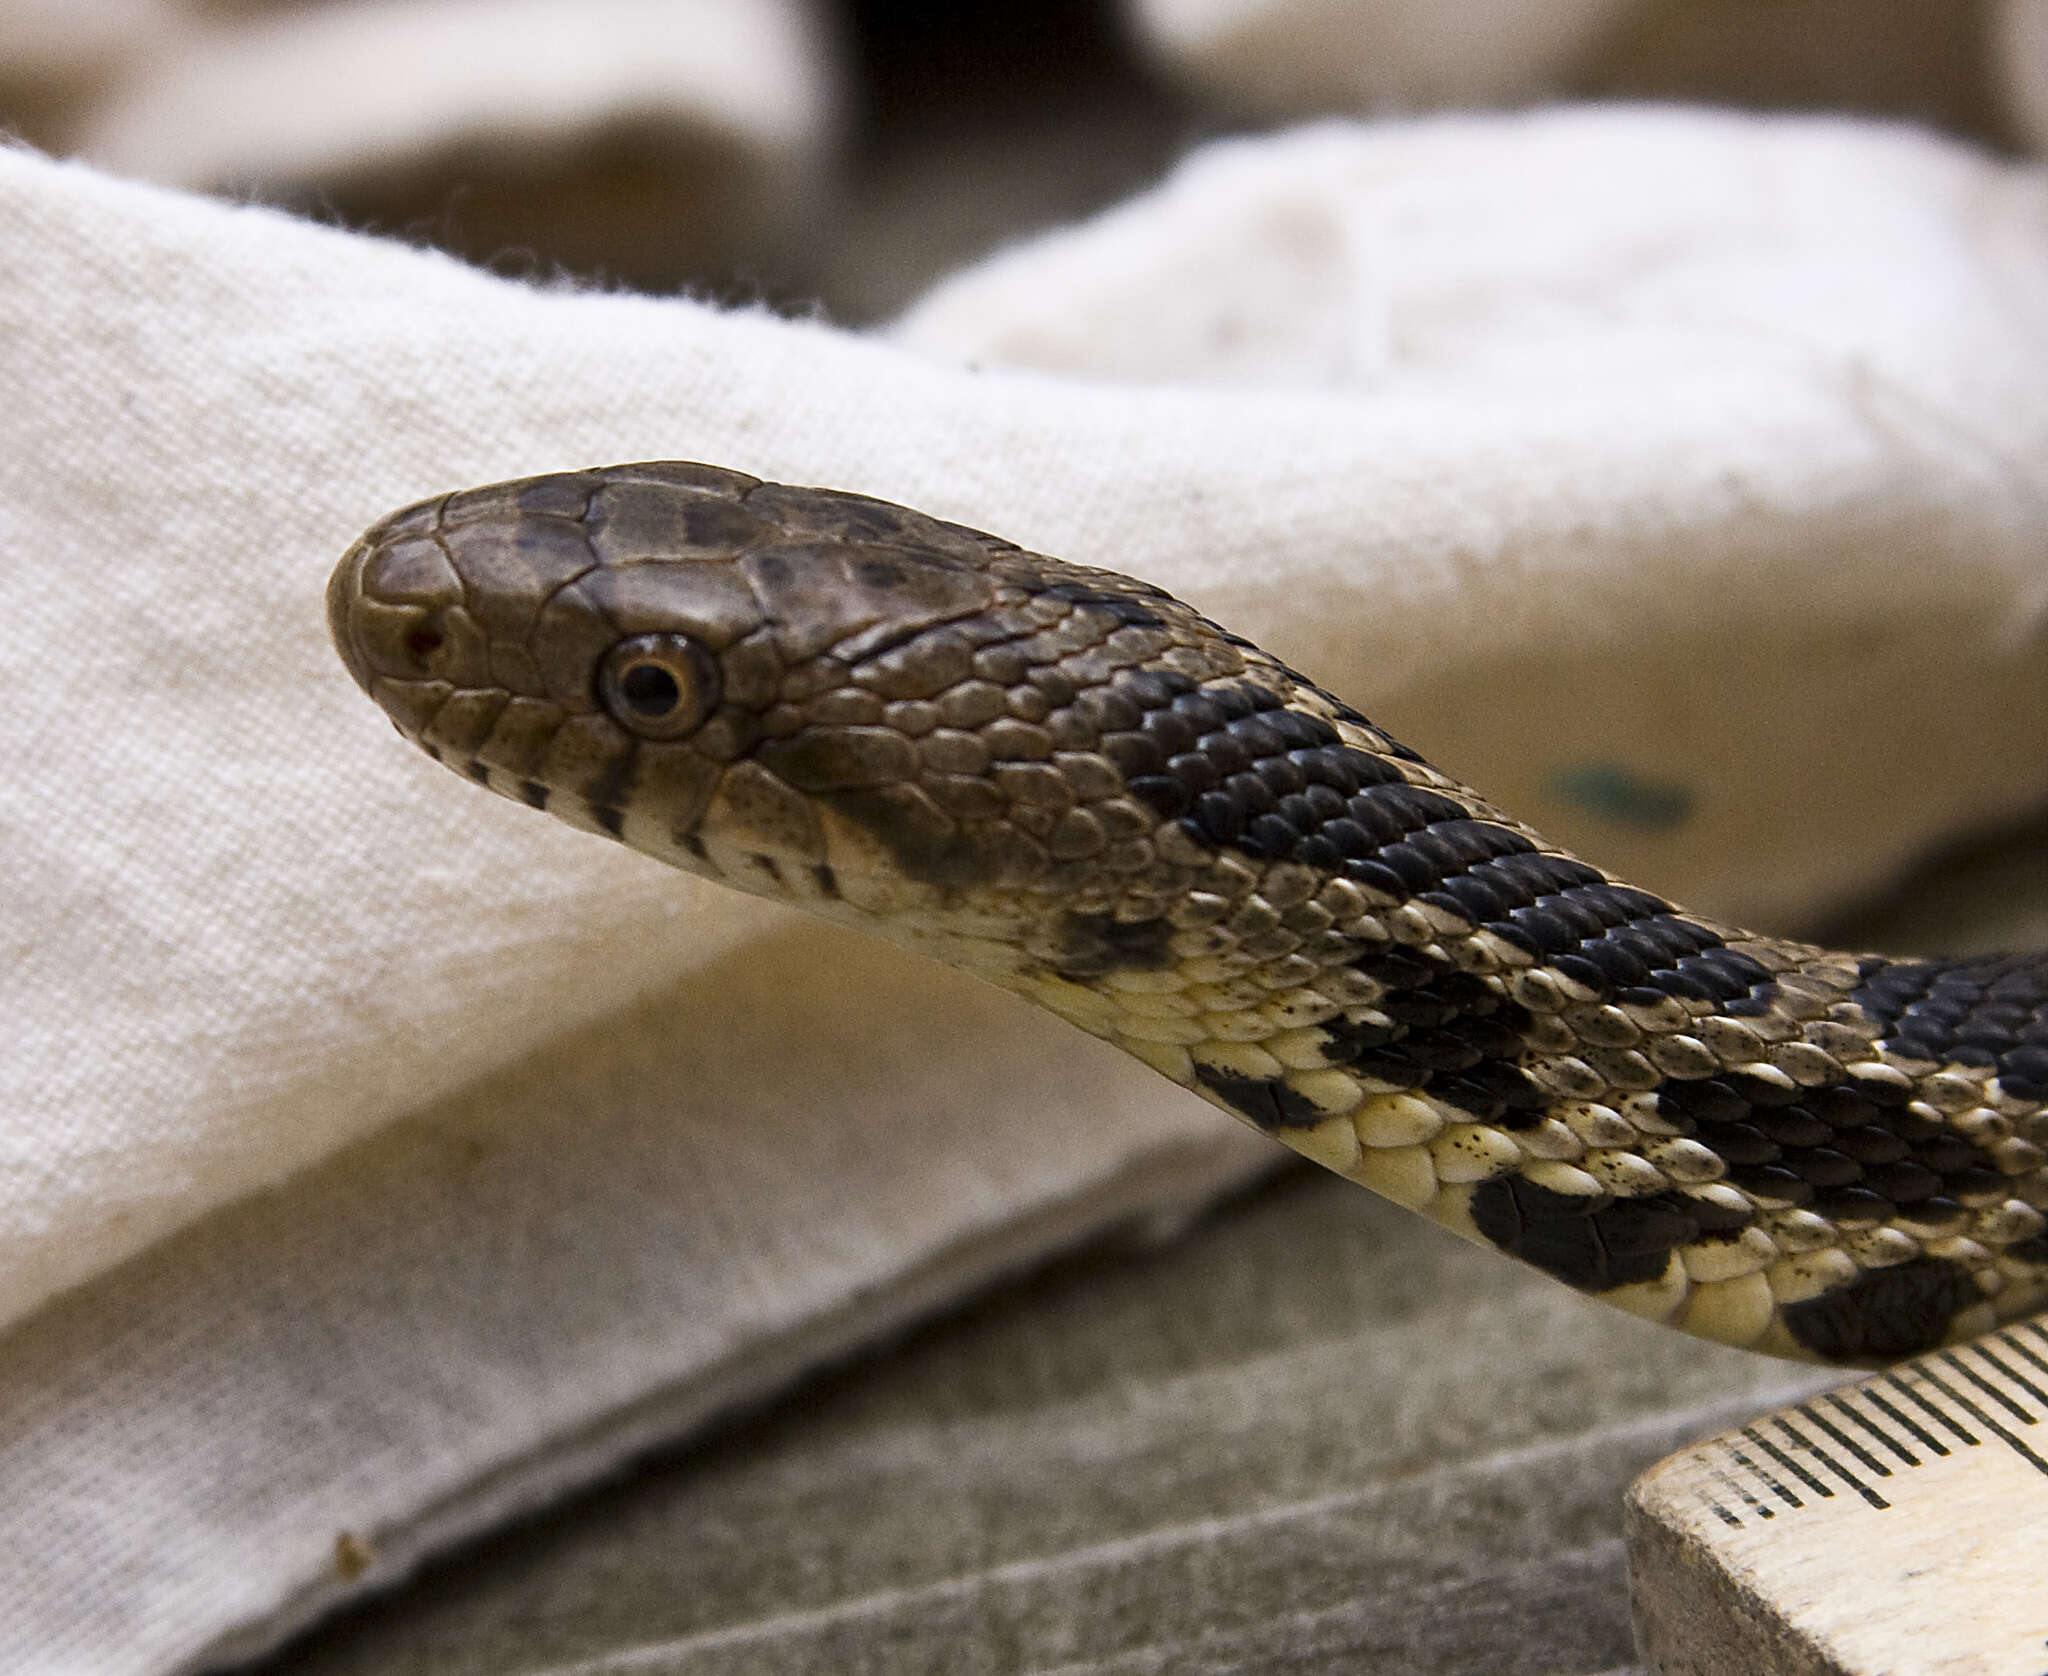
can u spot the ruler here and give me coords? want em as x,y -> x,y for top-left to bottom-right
1628,1320 -> 2048,1675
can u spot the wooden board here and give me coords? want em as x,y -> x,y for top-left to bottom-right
1628,1319 -> 2048,1675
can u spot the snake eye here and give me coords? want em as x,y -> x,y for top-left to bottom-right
597,633 -> 720,739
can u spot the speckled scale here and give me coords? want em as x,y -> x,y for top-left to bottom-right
1312,959 -> 1545,1121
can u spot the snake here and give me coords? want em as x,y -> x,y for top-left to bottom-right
327,461 -> 2048,1366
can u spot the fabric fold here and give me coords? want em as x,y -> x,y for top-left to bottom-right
1,930 -> 1269,1676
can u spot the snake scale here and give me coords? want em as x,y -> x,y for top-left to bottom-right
328,462 -> 2048,1365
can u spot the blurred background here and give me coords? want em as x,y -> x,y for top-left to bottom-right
5,0 -> 2045,327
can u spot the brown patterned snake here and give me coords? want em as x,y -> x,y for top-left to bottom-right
328,462 -> 2048,1364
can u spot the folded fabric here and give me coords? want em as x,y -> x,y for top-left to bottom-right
80,0 -> 834,183
4,105 -> 2048,1671
72,0 -> 838,292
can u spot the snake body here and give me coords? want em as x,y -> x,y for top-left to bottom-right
328,462 -> 2048,1364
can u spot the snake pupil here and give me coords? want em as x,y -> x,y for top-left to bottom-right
596,633 -> 718,739
619,663 -> 680,716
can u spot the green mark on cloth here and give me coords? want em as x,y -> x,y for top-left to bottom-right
1546,763 -> 1694,833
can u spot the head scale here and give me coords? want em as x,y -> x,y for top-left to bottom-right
326,462 -> 1252,954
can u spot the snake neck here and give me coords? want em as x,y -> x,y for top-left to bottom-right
945,681 -> 2048,1368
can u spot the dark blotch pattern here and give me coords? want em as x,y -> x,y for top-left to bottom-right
1050,912 -> 1173,978
1656,1065 -> 1997,1225
822,785 -> 1030,891
1851,955 -> 2048,1098
1634,949 -> 2048,1237
1780,1256 -> 1978,1362
1115,677 -> 1774,1013
1322,970 -> 1548,1125
1107,672 -> 1787,1127
1468,1176 -> 1751,1291
580,748 -> 641,824
1193,1065 -> 1328,1130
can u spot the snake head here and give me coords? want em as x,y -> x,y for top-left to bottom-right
326,461 -> 1241,940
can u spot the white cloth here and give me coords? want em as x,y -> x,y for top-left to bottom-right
12,0 -> 2041,206
75,0 -> 835,210
3,0 -> 839,300
4,105 -> 2048,1671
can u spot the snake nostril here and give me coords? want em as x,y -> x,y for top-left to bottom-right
405,625 -> 446,665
